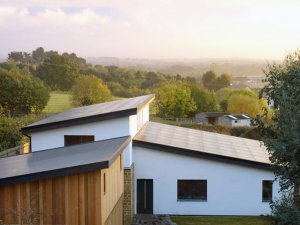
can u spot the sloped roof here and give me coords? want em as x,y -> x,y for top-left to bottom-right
0,136 -> 130,185
224,114 -> 251,120
22,94 -> 155,134
133,122 -> 270,169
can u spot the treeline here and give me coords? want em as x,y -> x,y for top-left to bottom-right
0,47 -> 266,150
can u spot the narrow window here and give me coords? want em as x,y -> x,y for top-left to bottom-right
103,173 -> 106,194
64,135 -> 95,146
262,180 -> 273,201
120,155 -> 123,171
177,180 -> 207,200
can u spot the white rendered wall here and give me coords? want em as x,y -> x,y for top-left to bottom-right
232,119 -> 251,127
30,104 -> 151,168
133,146 -> 280,215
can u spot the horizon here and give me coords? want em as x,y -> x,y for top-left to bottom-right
1,0 -> 299,60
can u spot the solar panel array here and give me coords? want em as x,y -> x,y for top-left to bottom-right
134,122 -> 270,165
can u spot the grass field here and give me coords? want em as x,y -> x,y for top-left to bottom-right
171,216 -> 272,225
44,92 -> 72,113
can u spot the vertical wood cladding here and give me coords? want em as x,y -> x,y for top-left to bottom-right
0,154 -> 124,225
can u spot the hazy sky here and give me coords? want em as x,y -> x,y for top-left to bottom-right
1,0 -> 300,59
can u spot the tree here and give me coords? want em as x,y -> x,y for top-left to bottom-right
32,47 -> 45,64
8,52 -> 26,63
216,87 -> 232,111
71,75 -> 111,106
36,55 -> 80,91
155,82 -> 196,119
190,85 -> 220,113
0,68 -> 49,116
254,50 -> 300,224
202,70 -> 216,89
227,94 -> 266,116
202,71 -> 231,91
211,73 -> 232,91
228,88 -> 258,98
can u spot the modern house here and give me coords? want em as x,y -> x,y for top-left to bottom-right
219,114 -> 251,127
0,94 -> 279,225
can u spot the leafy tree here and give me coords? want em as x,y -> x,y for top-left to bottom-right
202,71 -> 231,91
32,47 -> 45,64
227,94 -> 266,116
155,82 -> 196,119
8,52 -> 26,63
190,85 -> 220,113
71,75 -> 111,106
229,88 -> 258,98
62,52 -> 86,67
0,68 -> 49,116
216,87 -> 232,111
36,55 -> 80,91
202,70 -> 216,89
254,50 -> 300,224
216,87 -> 232,101
211,73 -> 232,91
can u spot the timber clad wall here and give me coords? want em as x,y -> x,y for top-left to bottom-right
0,155 -> 124,225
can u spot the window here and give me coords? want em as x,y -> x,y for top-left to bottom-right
177,180 -> 207,200
262,180 -> 273,201
103,173 -> 106,194
120,155 -> 123,171
64,135 -> 95,146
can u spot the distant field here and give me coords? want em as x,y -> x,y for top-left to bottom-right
171,216 -> 272,225
44,92 -> 72,113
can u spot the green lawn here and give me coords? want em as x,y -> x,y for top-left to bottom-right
44,92 -> 72,113
171,216 -> 272,225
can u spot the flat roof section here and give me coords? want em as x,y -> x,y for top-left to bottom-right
0,136 -> 131,186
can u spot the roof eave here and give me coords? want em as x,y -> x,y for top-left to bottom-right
21,108 -> 137,135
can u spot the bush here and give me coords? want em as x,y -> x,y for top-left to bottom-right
71,75 -> 111,106
0,68 -> 50,116
0,114 -> 47,151
230,126 -> 251,137
271,193 -> 300,225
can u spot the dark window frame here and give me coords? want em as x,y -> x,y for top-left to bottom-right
64,135 -> 95,146
177,179 -> 207,201
262,180 -> 273,202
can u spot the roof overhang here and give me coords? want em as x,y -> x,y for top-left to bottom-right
21,108 -> 136,135
22,94 -> 155,135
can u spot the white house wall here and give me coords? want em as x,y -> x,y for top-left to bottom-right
133,146 -> 280,215
30,117 -> 134,164
30,104 -> 151,168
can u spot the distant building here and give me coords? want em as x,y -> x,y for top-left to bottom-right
196,112 -> 252,127
219,114 -> 251,127
230,84 -> 250,90
195,112 -> 230,125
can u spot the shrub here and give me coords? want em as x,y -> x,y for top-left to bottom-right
0,114 -> 47,151
271,193 -> 300,225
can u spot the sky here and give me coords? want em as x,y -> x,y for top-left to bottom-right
0,0 -> 300,60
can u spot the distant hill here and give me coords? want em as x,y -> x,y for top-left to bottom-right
86,57 -> 274,78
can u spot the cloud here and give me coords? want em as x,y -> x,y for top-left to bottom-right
0,6 -> 109,28
0,6 -> 16,25
0,1 -> 300,59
